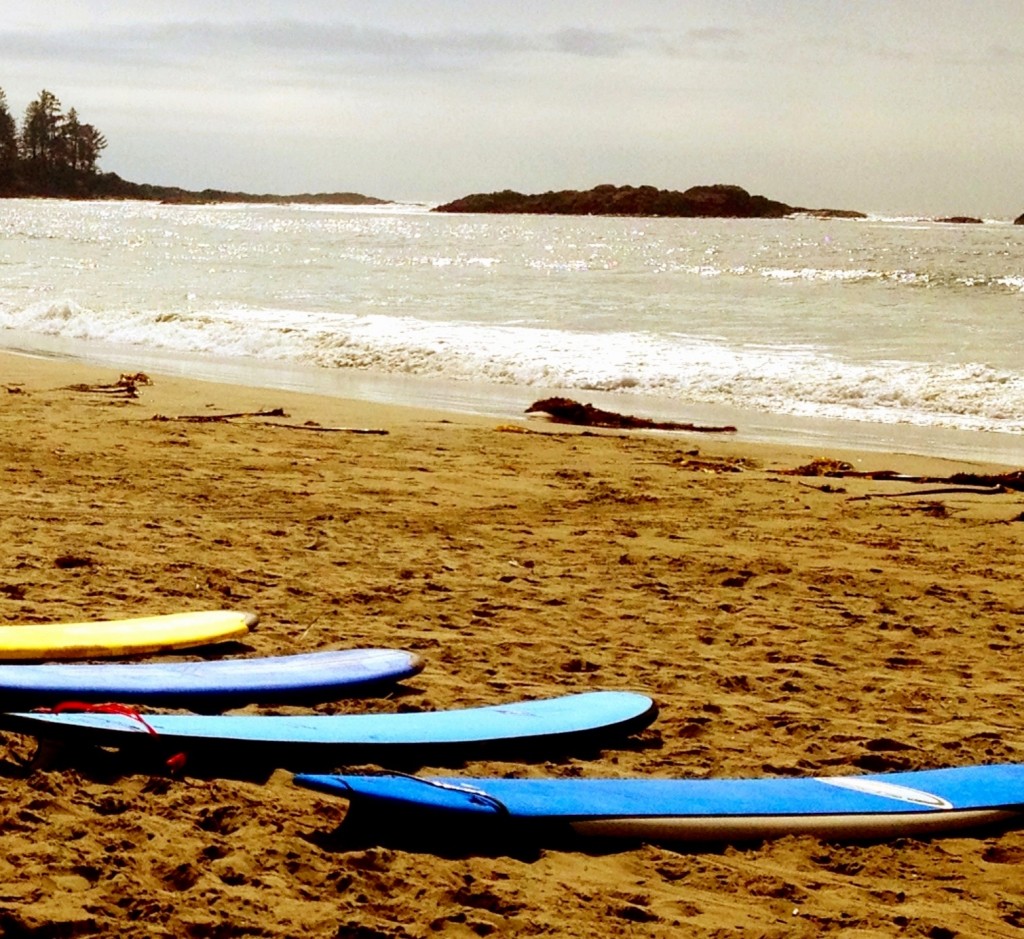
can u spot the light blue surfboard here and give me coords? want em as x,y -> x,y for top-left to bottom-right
0,691 -> 656,764
0,649 -> 424,707
295,764 -> 1024,842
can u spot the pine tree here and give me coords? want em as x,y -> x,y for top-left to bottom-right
63,110 -> 107,174
0,87 -> 18,193
13,89 -> 107,194
21,89 -> 69,190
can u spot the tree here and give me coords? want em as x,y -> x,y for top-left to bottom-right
21,89 -> 63,165
0,87 -> 18,192
20,88 -> 67,191
63,111 -> 107,174
14,89 -> 107,193
61,106 -> 81,169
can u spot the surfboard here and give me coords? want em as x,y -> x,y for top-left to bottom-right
0,649 -> 424,707
0,610 -> 256,661
294,764 -> 1024,843
0,691 -> 657,764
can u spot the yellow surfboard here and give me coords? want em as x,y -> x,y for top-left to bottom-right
0,610 -> 256,661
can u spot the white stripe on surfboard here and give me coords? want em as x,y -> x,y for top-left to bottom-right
815,775 -> 953,809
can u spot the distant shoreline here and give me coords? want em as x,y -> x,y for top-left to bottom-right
80,173 -> 393,206
0,168 -> 391,206
4,176 -> 1014,221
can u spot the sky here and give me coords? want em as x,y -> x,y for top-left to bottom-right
1,1 -> 1022,216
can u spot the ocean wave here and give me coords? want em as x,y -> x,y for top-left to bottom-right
663,264 -> 1024,293
758,267 -> 886,284
3,298 -> 1020,435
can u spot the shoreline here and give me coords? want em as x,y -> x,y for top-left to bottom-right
3,334 -> 1022,469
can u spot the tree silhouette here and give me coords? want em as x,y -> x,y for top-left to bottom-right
21,89 -> 63,171
0,87 -> 108,196
0,88 -> 18,191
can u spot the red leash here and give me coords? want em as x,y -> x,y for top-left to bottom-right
38,701 -> 187,771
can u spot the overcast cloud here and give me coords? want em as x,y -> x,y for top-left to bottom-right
1,1 -> 1021,214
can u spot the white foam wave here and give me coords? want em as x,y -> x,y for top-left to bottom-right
3,298 -> 1020,435
758,267 -> 885,283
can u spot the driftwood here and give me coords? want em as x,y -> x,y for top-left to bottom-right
65,372 -> 153,399
779,458 -> 1024,492
259,422 -> 388,435
151,409 -> 387,434
152,408 -> 287,423
495,423 -> 612,439
525,397 -> 737,433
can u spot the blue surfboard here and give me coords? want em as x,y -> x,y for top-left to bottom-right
0,649 -> 424,707
0,691 -> 656,766
295,764 -> 1024,842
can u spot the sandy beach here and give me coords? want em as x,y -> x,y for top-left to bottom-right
1,349 -> 1023,938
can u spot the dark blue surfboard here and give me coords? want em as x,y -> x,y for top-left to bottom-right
0,691 -> 656,766
295,764 -> 1024,842
0,649 -> 424,707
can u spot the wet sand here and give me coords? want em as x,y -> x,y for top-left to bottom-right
1,351 -> 1023,937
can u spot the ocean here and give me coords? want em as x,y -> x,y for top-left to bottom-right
1,198 -> 1022,464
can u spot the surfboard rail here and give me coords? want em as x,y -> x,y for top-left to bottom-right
294,764 -> 1024,844
0,648 -> 424,706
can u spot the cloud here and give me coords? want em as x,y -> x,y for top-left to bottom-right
0,16 -> 748,77
230,21 -> 539,65
977,42 -> 1024,64
552,27 -> 637,58
687,27 -> 744,44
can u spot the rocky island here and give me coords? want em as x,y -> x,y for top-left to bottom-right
433,183 -> 866,219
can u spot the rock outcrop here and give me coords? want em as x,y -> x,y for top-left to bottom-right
434,183 -> 865,219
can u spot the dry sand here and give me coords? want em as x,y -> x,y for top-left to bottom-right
1,350 -> 1023,938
